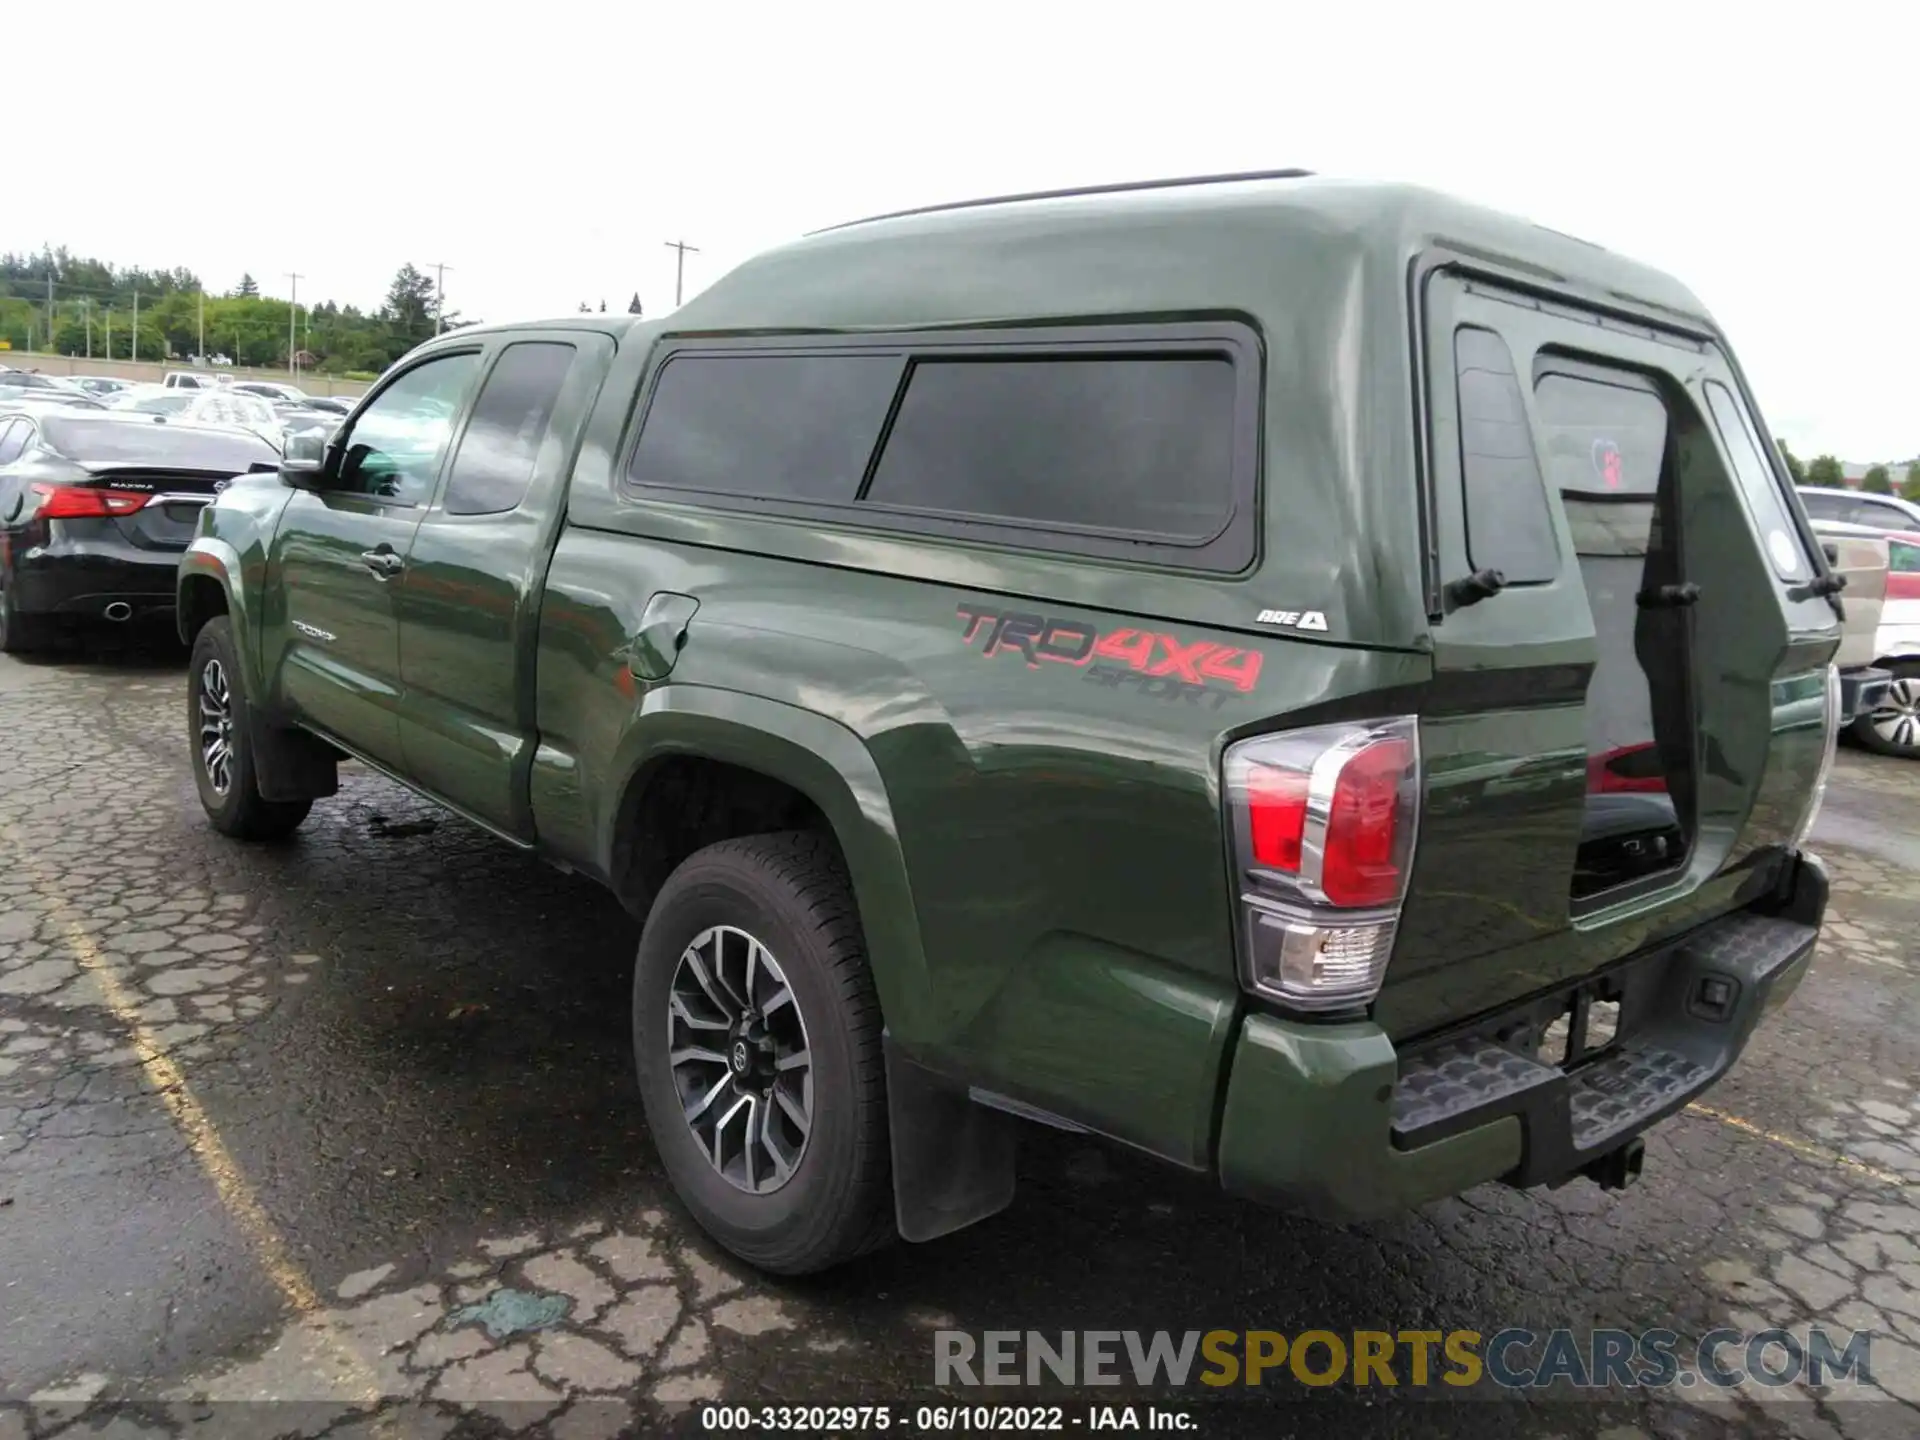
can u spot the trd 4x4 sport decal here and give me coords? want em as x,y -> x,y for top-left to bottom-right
955,604 -> 1263,708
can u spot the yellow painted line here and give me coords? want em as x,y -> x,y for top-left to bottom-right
1686,1102 -> 1911,1189
0,826 -> 387,1406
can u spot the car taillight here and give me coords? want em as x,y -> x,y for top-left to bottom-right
31,483 -> 149,519
1223,717 -> 1420,1012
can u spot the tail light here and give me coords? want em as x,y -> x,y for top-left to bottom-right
30,483 -> 149,519
1223,717 -> 1421,1012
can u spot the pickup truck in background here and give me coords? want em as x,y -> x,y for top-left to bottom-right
176,172 -> 1841,1275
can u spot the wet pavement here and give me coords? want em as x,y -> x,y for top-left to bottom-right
2,641 -> 1919,1440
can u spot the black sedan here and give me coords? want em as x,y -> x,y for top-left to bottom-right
0,410 -> 281,652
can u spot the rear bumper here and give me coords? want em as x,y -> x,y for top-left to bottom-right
1216,851 -> 1827,1217
10,539 -> 178,620
1840,666 -> 1893,724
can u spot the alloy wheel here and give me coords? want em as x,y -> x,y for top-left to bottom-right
666,924 -> 813,1194
198,658 -> 235,795
1871,677 -> 1920,752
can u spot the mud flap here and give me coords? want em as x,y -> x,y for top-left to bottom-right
250,714 -> 339,802
884,1037 -> 1018,1243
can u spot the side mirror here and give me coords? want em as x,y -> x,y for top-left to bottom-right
280,429 -> 334,490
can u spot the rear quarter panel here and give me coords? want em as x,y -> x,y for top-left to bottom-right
533,529 -> 1430,1166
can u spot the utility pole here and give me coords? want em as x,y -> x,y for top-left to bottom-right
285,272 -> 304,377
83,299 -> 91,359
104,308 -> 112,360
664,239 -> 700,307
45,272 -> 54,353
198,290 -> 205,363
131,290 -> 140,362
428,261 -> 452,334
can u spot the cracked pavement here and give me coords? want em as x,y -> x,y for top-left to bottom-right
2,642 -> 1919,1439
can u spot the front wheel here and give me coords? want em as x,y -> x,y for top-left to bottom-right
1852,661 -> 1920,760
188,617 -> 312,840
634,831 -> 895,1275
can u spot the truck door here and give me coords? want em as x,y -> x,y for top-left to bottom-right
265,348 -> 482,769
395,331 -> 611,838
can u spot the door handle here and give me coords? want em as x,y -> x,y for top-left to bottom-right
360,547 -> 405,579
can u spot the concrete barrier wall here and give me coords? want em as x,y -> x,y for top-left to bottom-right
0,351 -> 368,399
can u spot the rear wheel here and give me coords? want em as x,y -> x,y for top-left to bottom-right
0,575 -> 54,655
633,831 -> 894,1275
1852,661 -> 1920,760
188,617 -> 312,840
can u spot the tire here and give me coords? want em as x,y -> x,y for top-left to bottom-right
188,617 -> 312,840
1851,661 -> 1920,759
0,573 -> 54,655
634,831 -> 894,1275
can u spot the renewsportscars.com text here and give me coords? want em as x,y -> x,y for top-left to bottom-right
934,1327 -> 1872,1391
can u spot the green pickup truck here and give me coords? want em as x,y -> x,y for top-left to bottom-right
178,171 -> 1843,1275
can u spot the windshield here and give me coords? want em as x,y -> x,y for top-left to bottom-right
40,416 -> 281,468
188,392 -> 279,429
114,392 -> 195,415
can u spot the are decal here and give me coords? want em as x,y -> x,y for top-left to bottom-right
955,605 -> 1263,706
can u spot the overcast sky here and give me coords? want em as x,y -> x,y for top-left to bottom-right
12,2 -> 1915,460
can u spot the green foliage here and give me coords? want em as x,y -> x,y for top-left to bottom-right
0,294 -> 38,351
1905,464 -> 1920,502
1862,464 -> 1893,495
0,248 -> 476,374
1777,439 -> 1808,485
1806,454 -> 1846,489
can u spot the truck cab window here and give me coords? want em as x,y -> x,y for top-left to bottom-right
335,352 -> 480,504
441,343 -> 576,516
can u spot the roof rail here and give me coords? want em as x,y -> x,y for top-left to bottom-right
811,168 -> 1317,235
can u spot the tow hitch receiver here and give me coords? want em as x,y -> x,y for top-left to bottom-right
1582,1136 -> 1646,1191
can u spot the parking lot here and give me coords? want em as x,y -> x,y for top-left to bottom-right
1,641 -> 1918,1440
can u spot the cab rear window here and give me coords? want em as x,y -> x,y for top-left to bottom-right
1533,371 -> 1668,559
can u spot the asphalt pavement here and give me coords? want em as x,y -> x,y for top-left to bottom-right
2,637 -> 1919,1440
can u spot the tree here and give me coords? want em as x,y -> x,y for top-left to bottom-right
1904,463 -> 1920,502
1777,439 -> 1807,486
1862,464 -> 1893,495
627,293 -> 643,315
1806,455 -> 1846,489
377,263 -> 450,362
5,246 -> 486,375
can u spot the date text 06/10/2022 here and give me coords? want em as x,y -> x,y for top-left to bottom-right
698,1404 -> 1194,1432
